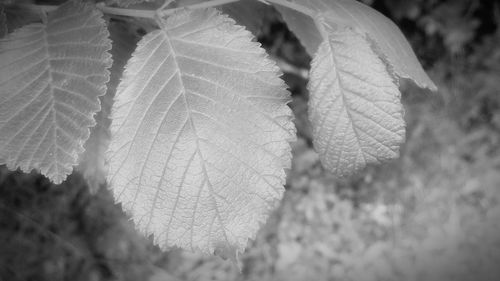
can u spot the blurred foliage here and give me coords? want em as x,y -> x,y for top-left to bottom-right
0,169 -> 180,281
363,0 -> 499,58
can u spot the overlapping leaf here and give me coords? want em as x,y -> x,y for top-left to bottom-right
0,0 -> 111,183
78,20 -> 140,193
275,0 -> 437,91
308,18 -> 404,177
107,8 -> 295,256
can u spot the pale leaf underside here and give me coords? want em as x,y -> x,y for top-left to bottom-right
107,8 -> 295,255
308,20 -> 405,177
276,0 -> 437,91
0,0 -> 111,183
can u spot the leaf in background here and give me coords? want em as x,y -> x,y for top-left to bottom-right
308,18 -> 404,177
78,20 -> 140,193
0,0 -> 112,184
0,6 -> 6,38
107,8 -> 295,257
275,0 -> 437,91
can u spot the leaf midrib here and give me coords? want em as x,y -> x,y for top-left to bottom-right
160,28 -> 231,249
43,23 -> 63,182
325,35 -> 367,167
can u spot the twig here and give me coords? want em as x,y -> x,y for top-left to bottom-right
15,0 -> 317,20
159,0 -> 239,16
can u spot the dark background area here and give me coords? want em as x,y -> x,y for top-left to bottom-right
1,0 -> 500,280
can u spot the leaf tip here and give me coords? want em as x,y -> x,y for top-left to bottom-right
213,242 -> 243,270
425,80 -> 438,92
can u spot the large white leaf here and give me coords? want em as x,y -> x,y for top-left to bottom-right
107,8 -> 295,256
78,20 -> 140,193
308,19 -> 404,177
275,0 -> 437,91
0,0 -> 112,183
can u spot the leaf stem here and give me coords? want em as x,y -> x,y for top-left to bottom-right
160,0 -> 239,16
17,3 -> 156,19
96,3 -> 156,18
159,0 -> 317,18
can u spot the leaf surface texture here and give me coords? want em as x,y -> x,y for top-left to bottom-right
0,0 -> 111,183
107,8 -> 295,255
308,20 -> 404,177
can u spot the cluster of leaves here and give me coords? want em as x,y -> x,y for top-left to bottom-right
0,0 -> 435,258
159,37 -> 500,278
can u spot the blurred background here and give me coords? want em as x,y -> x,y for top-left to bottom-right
1,0 -> 500,280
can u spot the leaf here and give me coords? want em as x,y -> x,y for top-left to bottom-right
275,0 -> 437,91
308,19 -> 404,177
78,20 -> 139,193
0,0 -> 112,184
107,8 -> 295,256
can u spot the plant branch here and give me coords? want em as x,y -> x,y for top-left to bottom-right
96,3 -> 156,18
160,0 -> 317,18
159,0 -> 239,16
16,3 -> 156,19
15,0 -> 317,20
